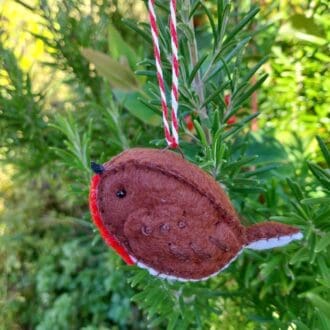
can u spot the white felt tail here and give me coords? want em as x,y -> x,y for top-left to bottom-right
246,232 -> 303,250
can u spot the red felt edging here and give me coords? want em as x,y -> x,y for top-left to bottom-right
89,174 -> 135,265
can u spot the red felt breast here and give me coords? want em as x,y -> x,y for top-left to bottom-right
89,174 -> 134,265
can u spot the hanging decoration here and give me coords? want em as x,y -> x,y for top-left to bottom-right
89,1 -> 302,281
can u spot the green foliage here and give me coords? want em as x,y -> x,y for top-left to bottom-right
258,1 -> 330,148
0,177 -> 140,329
0,0 -> 329,329
0,45 -> 55,175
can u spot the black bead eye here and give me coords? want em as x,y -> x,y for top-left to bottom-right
116,189 -> 126,199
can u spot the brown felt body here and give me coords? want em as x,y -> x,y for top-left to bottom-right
95,148 -> 300,280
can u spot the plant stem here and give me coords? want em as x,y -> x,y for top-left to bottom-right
183,0 -> 211,144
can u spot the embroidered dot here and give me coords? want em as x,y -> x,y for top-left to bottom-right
116,189 -> 126,198
177,220 -> 186,229
160,223 -> 170,233
141,225 -> 152,236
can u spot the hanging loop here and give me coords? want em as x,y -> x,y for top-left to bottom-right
148,0 -> 180,148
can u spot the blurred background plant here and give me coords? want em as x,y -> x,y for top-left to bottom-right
0,0 -> 329,329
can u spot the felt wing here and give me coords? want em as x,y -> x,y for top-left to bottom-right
123,206 -> 243,280
123,206 -> 194,266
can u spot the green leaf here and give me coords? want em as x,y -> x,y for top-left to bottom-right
223,113 -> 259,140
189,1 -> 201,19
307,162 -> 330,189
225,6 -> 260,42
167,311 -> 180,330
202,81 -> 229,108
303,292 -> 330,316
239,56 -> 269,88
205,36 -> 251,82
193,119 -> 208,147
218,2 -> 231,44
224,156 -> 258,171
229,186 -> 264,193
114,91 -> 161,126
177,22 -> 195,43
135,70 -> 156,78
315,233 -> 330,253
259,256 -> 281,278
211,109 -> 221,134
290,248 -> 309,265
292,320 -> 310,330
108,23 -> 137,69
123,19 -> 152,43
301,197 -> 330,205
228,74 -> 268,118
317,311 -> 330,330
270,215 -> 299,223
81,48 -> 139,91
315,208 -> 330,225
200,2 -> 217,46
317,256 -> 330,284
188,53 -> 208,86
129,269 -> 148,288
316,136 -> 330,167
287,178 -> 304,201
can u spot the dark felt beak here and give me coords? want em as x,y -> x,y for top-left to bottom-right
91,161 -> 105,174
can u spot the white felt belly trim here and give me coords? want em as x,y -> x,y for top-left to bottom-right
246,232 -> 303,250
129,233 -> 303,281
130,250 -> 243,282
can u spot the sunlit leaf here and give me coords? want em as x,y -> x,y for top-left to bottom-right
81,48 -> 139,91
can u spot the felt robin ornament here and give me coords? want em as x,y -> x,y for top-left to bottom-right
89,148 -> 303,281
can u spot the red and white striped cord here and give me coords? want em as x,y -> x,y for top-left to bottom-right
148,0 -> 179,148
